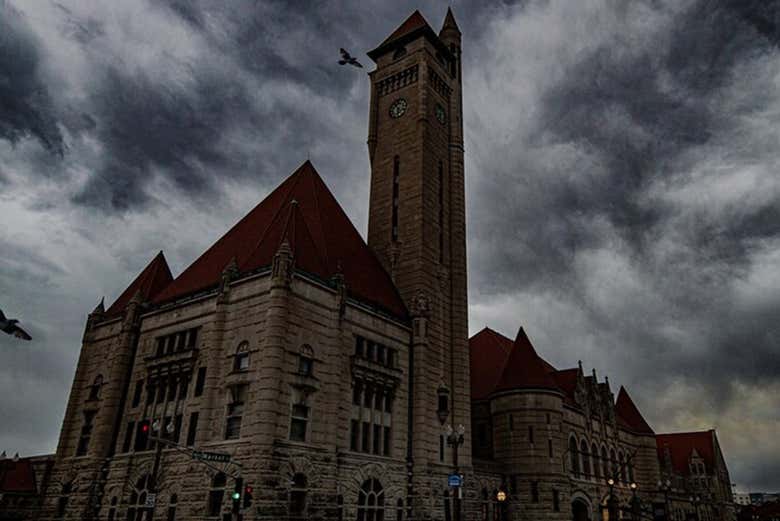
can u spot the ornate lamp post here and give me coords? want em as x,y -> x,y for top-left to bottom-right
496,489 -> 508,521
443,423 -> 465,521
689,495 -> 701,521
630,482 -> 641,521
658,479 -> 672,521
605,477 -> 618,521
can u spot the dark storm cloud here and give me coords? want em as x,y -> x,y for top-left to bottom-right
0,1 -> 64,155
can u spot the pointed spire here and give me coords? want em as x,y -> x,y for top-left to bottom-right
493,327 -> 560,394
91,297 -> 105,315
615,386 -> 654,435
440,7 -> 461,35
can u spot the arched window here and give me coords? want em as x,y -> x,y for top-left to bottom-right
357,478 -> 384,521
298,344 -> 314,376
233,341 -> 249,372
289,473 -> 307,520
166,494 -> 177,521
569,437 -> 579,477
207,472 -> 226,517
88,375 -> 103,401
396,498 -> 404,521
580,440 -> 591,477
128,474 -> 151,521
592,443 -> 601,478
601,446 -> 609,480
107,496 -> 118,521
618,452 -> 627,483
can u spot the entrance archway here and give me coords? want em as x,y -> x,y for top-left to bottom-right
572,498 -> 590,521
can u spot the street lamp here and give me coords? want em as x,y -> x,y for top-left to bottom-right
443,424 -> 465,521
658,478 -> 672,521
496,489 -> 507,521
605,478 -> 618,521
630,483 -> 641,521
690,495 -> 701,521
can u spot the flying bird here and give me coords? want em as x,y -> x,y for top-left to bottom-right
0,309 -> 32,341
338,48 -> 363,68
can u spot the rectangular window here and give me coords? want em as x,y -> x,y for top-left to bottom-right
156,337 -> 165,357
175,332 -> 185,352
385,392 -> 393,413
364,386 -> 373,408
366,341 -> 375,362
373,425 -> 381,454
383,426 -> 391,457
352,381 -> 362,406
392,156 -> 400,241
355,336 -> 364,357
166,335 -> 175,355
194,367 -> 206,397
146,382 -> 156,406
289,403 -> 309,442
509,414 -> 514,431
440,434 -> 445,462
438,160 -> 444,263
553,490 -> 560,512
167,378 -> 178,402
374,390 -> 384,411
225,384 -> 247,440
528,425 -> 534,444
76,410 -> 96,456
548,439 -> 553,458
122,421 -> 135,453
208,490 -> 224,517
187,328 -> 197,348
387,349 -> 395,369
531,481 -> 539,503
377,344 -> 386,365
362,422 -> 370,453
132,380 -> 143,407
178,374 -> 189,400
173,414 -> 183,443
546,413 -> 551,424
156,377 -> 167,404
186,412 -> 198,446
350,420 -> 359,451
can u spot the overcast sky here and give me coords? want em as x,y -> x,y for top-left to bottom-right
1,0 -> 779,492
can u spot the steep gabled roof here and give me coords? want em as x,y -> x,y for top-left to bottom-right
493,328 -> 561,394
469,327 -> 513,400
656,430 -> 715,476
367,10 -> 453,62
152,161 -> 408,320
0,459 -> 36,493
440,7 -> 461,35
106,252 -> 172,316
616,386 -> 654,435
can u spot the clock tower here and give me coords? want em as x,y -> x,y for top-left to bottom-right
366,7 -> 470,509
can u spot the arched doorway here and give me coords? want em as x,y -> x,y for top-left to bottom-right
572,498 -> 590,521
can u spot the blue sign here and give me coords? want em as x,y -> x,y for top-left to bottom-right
448,474 -> 462,487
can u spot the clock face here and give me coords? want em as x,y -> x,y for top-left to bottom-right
435,104 -> 446,124
389,98 -> 408,118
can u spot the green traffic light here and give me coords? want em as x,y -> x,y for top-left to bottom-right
232,492 -> 241,500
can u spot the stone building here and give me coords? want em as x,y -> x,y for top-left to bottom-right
0,454 -> 54,521
34,8 -> 735,521
656,431 -> 736,521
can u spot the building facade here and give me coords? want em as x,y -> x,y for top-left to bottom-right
32,8 -> 735,521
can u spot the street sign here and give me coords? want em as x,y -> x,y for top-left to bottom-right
448,474 -> 462,487
192,450 -> 232,463
144,493 -> 156,508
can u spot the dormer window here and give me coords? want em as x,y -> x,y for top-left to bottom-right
233,341 -> 250,372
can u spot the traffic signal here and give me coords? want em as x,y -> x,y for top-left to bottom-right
243,485 -> 253,509
232,477 -> 243,514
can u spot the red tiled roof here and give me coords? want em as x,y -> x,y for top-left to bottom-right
494,328 -> 561,394
378,10 -> 431,49
656,430 -> 715,476
469,327 -> 513,400
615,386 -> 654,435
153,161 -> 408,319
0,459 -> 36,493
106,252 -> 172,316
550,368 -> 579,407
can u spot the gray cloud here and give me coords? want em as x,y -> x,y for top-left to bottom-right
0,0 -> 64,155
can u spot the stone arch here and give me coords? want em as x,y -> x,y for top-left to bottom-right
571,490 -> 593,521
280,455 -> 319,487
342,463 -> 404,520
